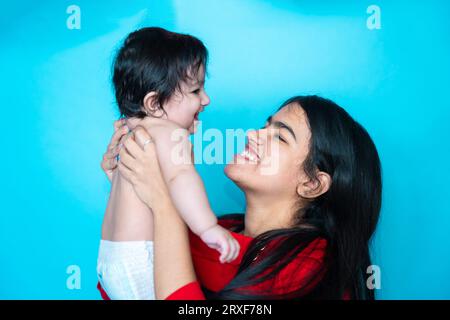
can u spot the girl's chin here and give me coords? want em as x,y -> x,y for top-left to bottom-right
224,163 -> 239,183
224,156 -> 256,178
224,163 -> 255,191
188,119 -> 199,134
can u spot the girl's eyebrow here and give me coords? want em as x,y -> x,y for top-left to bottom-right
266,116 -> 297,141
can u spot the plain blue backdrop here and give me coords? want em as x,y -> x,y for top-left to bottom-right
1,0 -> 449,299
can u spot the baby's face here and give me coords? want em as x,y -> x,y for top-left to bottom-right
163,65 -> 210,134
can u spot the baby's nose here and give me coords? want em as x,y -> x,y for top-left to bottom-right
201,91 -> 210,106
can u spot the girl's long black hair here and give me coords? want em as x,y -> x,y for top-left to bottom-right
206,95 -> 382,300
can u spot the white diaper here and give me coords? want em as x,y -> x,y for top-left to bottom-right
97,240 -> 155,300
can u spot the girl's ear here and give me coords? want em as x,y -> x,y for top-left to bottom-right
143,92 -> 165,117
296,171 -> 332,199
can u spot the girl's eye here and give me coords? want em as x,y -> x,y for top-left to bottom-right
274,133 -> 287,143
192,88 -> 200,94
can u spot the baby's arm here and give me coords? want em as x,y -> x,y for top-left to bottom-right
167,164 -> 240,263
148,127 -> 240,263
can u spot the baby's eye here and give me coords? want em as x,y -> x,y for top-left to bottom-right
191,88 -> 200,94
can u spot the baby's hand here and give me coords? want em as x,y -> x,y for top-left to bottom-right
200,225 -> 240,264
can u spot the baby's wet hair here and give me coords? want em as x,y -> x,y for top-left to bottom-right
112,27 -> 208,118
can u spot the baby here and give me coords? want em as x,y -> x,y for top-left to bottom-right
98,27 -> 239,300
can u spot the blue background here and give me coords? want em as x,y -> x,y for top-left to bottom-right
1,0 -> 449,299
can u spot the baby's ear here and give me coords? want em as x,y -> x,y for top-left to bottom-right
143,92 -> 164,117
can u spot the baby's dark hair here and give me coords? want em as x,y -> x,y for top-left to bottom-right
112,27 -> 208,118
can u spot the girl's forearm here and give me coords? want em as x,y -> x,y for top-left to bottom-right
152,194 -> 197,299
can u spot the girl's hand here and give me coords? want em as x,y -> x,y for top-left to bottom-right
101,119 -> 129,182
117,126 -> 169,209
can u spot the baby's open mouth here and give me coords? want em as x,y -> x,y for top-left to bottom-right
194,112 -> 200,120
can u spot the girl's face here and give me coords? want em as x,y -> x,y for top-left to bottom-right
224,104 -> 312,200
163,65 -> 210,134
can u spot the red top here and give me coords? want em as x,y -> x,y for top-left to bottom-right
97,218 -> 329,300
